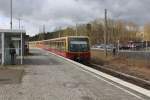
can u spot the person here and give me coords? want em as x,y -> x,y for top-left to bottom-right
9,43 -> 16,65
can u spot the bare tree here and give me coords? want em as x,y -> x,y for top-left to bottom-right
144,23 -> 150,41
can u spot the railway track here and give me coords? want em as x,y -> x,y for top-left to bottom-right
84,62 -> 150,90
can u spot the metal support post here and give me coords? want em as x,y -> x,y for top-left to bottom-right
21,31 -> 23,64
104,9 -> 108,56
1,33 -> 4,65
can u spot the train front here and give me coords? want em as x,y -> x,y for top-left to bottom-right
66,36 -> 91,62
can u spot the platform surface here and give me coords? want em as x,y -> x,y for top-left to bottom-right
0,49 -> 149,100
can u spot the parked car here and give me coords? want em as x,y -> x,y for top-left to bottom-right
119,44 -> 130,50
92,44 -> 115,51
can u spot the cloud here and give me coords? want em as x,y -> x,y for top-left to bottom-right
0,0 -> 150,36
78,0 -> 150,24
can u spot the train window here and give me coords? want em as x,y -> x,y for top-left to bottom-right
51,42 -> 53,48
55,42 -> 57,49
57,42 -> 60,50
69,38 -> 89,52
58,42 -> 61,51
53,42 -> 55,49
49,41 -> 51,47
60,42 -> 61,50
62,42 -> 66,51
54,42 -> 56,49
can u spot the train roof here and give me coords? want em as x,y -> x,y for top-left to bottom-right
30,36 -> 89,43
49,36 -> 89,40
67,36 -> 89,38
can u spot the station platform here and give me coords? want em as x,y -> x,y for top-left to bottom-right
0,49 -> 149,100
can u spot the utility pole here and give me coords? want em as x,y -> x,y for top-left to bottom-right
59,27 -> 61,38
76,24 -> 78,36
104,9 -> 108,57
43,24 -> 45,34
10,0 -> 13,30
38,26 -> 41,40
18,18 -> 21,30
43,24 -> 46,40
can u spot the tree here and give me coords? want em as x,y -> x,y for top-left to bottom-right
144,23 -> 150,41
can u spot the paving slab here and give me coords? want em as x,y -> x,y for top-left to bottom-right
0,49 -> 149,100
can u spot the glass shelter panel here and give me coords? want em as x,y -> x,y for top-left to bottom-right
4,34 -> 22,65
0,33 -> 1,64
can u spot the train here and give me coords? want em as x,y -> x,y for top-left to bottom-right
29,36 -> 91,62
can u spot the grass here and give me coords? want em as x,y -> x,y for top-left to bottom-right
91,49 -> 150,81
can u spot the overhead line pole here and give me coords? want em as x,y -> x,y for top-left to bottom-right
18,18 -> 21,30
10,0 -> 13,30
43,24 -> 45,39
43,24 -> 45,34
76,24 -> 78,36
104,9 -> 108,57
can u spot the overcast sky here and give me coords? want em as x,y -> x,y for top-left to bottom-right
0,0 -> 150,36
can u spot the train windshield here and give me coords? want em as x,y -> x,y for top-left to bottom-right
69,38 -> 90,52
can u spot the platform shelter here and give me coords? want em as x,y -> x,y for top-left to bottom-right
0,29 -> 26,65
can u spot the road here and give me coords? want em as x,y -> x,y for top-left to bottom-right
0,49 -> 149,100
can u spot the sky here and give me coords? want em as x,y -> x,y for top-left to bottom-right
0,0 -> 150,36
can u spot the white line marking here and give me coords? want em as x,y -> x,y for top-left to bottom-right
75,66 -> 144,100
92,63 -> 150,84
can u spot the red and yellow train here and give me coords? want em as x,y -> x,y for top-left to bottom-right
29,36 -> 91,62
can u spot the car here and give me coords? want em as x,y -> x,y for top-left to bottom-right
119,44 -> 130,50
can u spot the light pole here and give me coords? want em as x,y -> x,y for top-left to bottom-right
76,24 -> 78,36
10,0 -> 13,30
